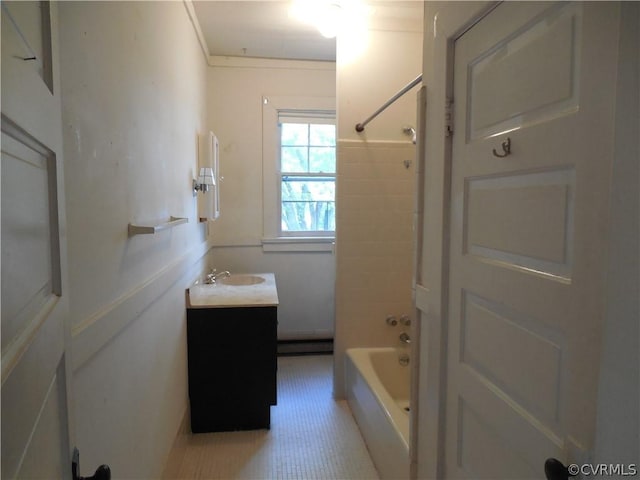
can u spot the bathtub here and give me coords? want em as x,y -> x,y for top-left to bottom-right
345,347 -> 410,480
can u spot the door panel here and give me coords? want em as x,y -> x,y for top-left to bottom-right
1,131 -> 59,353
460,291 -> 564,424
0,1 -> 53,92
447,2 -> 618,478
464,168 -> 575,279
12,362 -> 69,479
467,2 -> 581,140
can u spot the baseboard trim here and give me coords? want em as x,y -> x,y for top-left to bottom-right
277,339 -> 333,356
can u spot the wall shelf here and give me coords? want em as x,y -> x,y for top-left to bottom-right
128,216 -> 188,236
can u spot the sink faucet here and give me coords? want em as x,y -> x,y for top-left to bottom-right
399,332 -> 411,345
205,269 -> 231,284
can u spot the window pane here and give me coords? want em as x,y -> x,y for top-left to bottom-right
281,177 -> 335,232
281,147 -> 308,172
309,147 -> 336,173
309,124 -> 335,146
281,123 -> 309,146
281,178 -> 334,201
277,116 -> 336,235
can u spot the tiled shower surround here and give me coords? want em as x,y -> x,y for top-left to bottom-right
334,140 -> 416,396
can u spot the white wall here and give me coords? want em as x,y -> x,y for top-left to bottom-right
334,7 -> 423,397
205,58 -> 337,340
338,30 -> 423,143
59,2 -> 209,477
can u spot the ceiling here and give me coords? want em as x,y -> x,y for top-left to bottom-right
191,1 -> 423,62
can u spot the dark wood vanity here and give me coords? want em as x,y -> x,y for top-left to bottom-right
185,274 -> 278,433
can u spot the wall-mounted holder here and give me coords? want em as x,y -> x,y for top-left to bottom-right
492,137 -> 512,158
128,216 -> 188,236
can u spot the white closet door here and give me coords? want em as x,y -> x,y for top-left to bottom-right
2,2 -> 74,478
446,2 -> 620,478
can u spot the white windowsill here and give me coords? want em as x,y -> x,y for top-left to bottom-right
261,237 -> 335,253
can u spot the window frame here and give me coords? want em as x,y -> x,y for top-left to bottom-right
261,95 -> 336,249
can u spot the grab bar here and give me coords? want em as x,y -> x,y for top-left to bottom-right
355,74 -> 422,133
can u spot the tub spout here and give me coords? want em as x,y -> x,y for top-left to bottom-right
399,353 -> 410,366
399,332 -> 411,345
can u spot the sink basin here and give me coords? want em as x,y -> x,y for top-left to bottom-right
219,275 -> 266,286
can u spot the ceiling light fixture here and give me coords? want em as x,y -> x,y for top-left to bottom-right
317,3 -> 342,38
289,0 -> 363,39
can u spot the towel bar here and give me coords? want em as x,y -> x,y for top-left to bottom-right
128,216 -> 188,236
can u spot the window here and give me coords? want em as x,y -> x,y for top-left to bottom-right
262,95 -> 336,250
278,115 -> 336,236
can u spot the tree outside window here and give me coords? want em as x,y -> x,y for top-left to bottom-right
279,120 -> 335,235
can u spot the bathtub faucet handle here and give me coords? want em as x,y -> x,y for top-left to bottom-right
399,332 -> 411,344
400,315 -> 411,326
386,315 -> 398,326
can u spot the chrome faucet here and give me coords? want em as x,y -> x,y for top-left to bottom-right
399,332 -> 411,345
205,269 -> 231,284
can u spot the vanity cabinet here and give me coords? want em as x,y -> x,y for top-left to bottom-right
186,305 -> 277,433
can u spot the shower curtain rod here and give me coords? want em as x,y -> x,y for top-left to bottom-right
355,74 -> 422,133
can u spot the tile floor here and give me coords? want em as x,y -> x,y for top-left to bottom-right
163,355 -> 379,479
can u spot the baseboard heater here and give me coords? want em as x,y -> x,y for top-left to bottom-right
277,339 -> 333,356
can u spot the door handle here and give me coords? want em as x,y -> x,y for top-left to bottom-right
544,458 -> 576,480
72,447 -> 111,480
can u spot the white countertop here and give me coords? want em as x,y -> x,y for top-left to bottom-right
187,273 -> 279,308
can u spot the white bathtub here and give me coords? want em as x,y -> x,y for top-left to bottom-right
345,347 -> 410,480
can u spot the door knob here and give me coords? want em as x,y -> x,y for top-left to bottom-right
544,458 -> 576,480
72,447 -> 111,480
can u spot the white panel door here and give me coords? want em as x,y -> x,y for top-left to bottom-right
446,2 -> 620,478
1,2 -> 73,478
